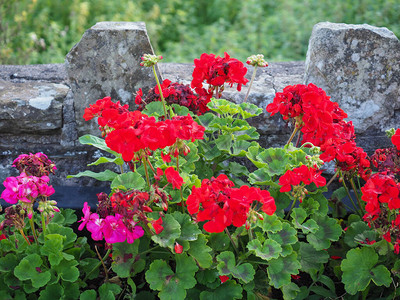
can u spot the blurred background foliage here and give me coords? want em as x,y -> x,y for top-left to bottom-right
1,0 -> 399,64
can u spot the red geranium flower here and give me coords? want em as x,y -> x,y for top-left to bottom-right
165,167 -> 184,189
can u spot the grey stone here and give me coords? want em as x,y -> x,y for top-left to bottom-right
0,64 -> 67,84
0,80 -> 69,133
304,22 -> 400,138
65,22 -> 162,136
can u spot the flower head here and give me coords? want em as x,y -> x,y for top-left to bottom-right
246,54 -> 268,67
140,54 -> 163,67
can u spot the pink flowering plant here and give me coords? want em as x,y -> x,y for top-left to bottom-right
2,52 -> 400,299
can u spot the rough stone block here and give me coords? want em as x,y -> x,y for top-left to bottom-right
0,80 -> 68,133
65,22 -> 162,136
304,22 -> 400,137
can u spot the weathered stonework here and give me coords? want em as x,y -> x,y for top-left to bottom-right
65,22 -> 161,136
0,80 -> 69,133
305,22 -> 400,141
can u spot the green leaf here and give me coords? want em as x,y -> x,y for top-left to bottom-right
216,251 -> 255,283
38,283 -> 64,300
268,222 -> 297,256
67,169 -> 119,181
215,134 -> 232,152
146,260 -> 174,291
188,234 -> 213,268
208,232 -> 231,251
298,242 -> 329,274
344,221 -> 374,247
199,280 -> 243,300
282,282 -> 301,300
44,223 -> 77,249
80,290 -> 97,300
291,208 -> 318,234
238,102 -> 263,118
197,113 -> 217,129
142,101 -> 166,117
172,211 -> 201,242
0,253 -> 18,272
341,247 -> 391,295
79,134 -> 118,155
228,162 -> 249,176
88,156 -> 124,166
14,254 -> 51,288
247,239 -> 282,261
51,208 -> 77,226
267,253 -> 301,288
248,168 -> 273,185
99,283 -> 122,300
171,104 -> 192,116
40,234 -> 65,266
207,98 -> 241,116
53,259 -> 79,282
257,214 -> 283,233
306,214 -> 342,251
256,148 -> 290,175
112,239 -> 140,278
146,254 -> 198,300
151,214 -> 181,249
111,172 -> 146,191
232,140 -> 256,157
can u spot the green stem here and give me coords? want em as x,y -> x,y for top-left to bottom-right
19,228 -> 31,245
286,126 -> 300,146
29,218 -> 38,244
285,198 -> 297,220
225,228 -> 239,254
341,176 -> 362,217
41,213 -> 46,238
142,157 -> 151,189
243,66 -> 257,103
350,178 -> 365,215
84,248 -> 112,282
176,156 -> 185,213
326,170 -> 340,188
138,245 -> 160,256
152,65 -> 168,118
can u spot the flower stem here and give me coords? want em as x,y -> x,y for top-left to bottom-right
341,175 -> 362,217
152,65 -> 168,118
84,248 -> 112,282
142,157 -> 151,189
225,228 -> 239,254
176,155 -> 185,213
350,178 -> 365,215
41,213 -> 46,238
286,126 -> 300,146
285,197 -> 297,220
19,228 -> 31,245
326,170 -> 340,188
244,66 -> 257,103
138,245 -> 160,256
146,157 -> 156,174
29,218 -> 38,244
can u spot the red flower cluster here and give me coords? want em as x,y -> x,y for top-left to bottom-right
391,129 -> 400,150
187,174 -> 276,233
266,83 -> 370,179
12,152 -> 56,177
84,97 -> 205,162
279,165 -> 326,194
361,172 -> 400,253
191,52 -> 249,98
135,79 -> 210,115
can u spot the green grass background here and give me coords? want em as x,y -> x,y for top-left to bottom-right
1,0 -> 399,64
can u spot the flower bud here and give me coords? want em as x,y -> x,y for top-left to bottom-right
174,242 -> 183,254
140,54 -> 163,67
246,54 -> 268,67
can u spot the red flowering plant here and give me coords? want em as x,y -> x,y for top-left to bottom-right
3,52 -> 399,299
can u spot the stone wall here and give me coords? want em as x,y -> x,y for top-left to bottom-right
0,22 -> 399,188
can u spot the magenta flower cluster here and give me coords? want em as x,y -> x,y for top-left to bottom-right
78,202 -> 144,244
1,173 -> 55,205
